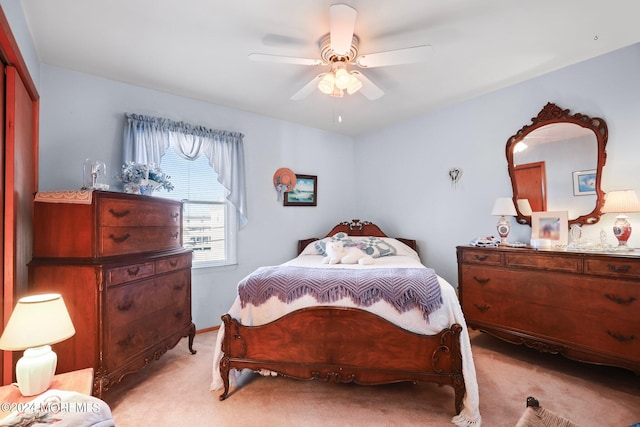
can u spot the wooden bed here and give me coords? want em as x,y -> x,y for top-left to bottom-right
217,220 -> 468,417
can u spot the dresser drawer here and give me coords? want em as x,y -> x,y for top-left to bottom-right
99,197 -> 182,227
505,252 -> 581,273
459,249 -> 502,266
584,257 -> 640,279
156,253 -> 191,274
107,270 -> 190,327
106,261 -> 155,287
99,226 -> 181,256
461,265 -> 640,322
106,303 -> 191,372
464,293 -> 640,363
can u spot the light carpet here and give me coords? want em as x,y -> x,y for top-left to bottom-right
103,330 -> 640,426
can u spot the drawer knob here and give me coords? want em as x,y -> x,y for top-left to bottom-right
127,266 -> 140,277
173,283 -> 185,291
473,303 -> 490,313
117,299 -> 134,311
171,232 -> 179,239
170,212 -> 180,220
473,276 -> 490,285
169,260 -> 179,267
474,255 -> 489,261
117,332 -> 135,347
604,294 -> 637,305
175,311 -> 184,320
109,233 -> 131,243
108,208 -> 131,218
607,264 -> 631,274
606,330 -> 636,343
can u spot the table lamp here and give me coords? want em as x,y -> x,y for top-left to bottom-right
601,189 -> 640,250
0,293 -> 75,396
491,197 -> 517,245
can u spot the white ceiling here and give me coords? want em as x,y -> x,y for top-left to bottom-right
20,0 -> 640,137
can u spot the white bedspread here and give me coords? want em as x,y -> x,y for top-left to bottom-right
211,243 -> 481,426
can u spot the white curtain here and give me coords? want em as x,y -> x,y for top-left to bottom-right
123,113 -> 248,229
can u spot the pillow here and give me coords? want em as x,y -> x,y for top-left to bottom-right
377,237 -> 420,259
350,236 -> 397,258
302,234 -> 401,258
309,232 -> 354,256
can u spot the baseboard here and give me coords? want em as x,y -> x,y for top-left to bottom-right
196,325 -> 220,334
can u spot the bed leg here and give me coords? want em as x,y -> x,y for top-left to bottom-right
219,357 -> 230,401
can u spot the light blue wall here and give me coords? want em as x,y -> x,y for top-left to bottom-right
354,43 -> 640,285
6,3 -> 640,329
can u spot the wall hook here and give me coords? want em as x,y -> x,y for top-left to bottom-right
448,167 -> 463,188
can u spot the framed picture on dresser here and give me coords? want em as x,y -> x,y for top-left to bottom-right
531,211 -> 568,245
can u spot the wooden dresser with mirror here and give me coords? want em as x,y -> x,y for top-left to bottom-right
28,191 -> 196,396
458,102 -> 640,373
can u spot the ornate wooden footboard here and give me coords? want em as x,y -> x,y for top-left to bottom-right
219,306 -> 465,415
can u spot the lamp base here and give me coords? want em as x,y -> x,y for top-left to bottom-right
612,215 -> 634,251
496,215 -> 511,245
16,345 -> 57,396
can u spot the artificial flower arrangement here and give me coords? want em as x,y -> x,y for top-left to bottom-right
116,161 -> 174,193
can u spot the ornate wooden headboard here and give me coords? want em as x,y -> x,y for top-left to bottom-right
297,219 -> 418,255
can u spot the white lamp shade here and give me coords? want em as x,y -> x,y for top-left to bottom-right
491,197 -> 517,216
334,68 -> 351,89
0,293 -> 75,351
517,199 -> 533,216
602,190 -> 640,214
318,73 -> 335,94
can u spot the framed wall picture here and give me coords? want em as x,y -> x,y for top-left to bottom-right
284,174 -> 317,206
531,211 -> 568,245
572,169 -> 596,196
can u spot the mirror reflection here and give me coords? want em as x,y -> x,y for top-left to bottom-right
506,103 -> 608,226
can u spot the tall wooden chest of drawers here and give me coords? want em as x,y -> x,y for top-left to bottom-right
29,191 -> 196,396
457,245 -> 640,373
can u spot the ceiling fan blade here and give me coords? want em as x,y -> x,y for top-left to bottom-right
249,53 -> 323,66
291,74 -> 324,101
355,45 -> 434,68
350,71 -> 384,100
329,4 -> 357,56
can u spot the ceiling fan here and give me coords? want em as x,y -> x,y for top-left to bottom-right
249,3 -> 433,101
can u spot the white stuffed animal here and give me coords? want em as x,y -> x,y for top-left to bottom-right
323,241 -> 374,265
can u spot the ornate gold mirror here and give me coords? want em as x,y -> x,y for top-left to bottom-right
506,103 -> 608,226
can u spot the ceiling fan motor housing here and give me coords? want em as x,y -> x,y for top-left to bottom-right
320,33 -> 359,64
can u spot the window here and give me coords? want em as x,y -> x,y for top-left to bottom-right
122,113 -> 247,265
157,147 -> 237,268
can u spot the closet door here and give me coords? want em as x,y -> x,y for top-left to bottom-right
0,3 -> 40,383
0,58 -> 4,385
1,65 -> 38,385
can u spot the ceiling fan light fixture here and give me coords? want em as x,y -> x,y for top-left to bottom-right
334,67 -> 351,90
318,73 -> 335,94
346,73 -> 362,95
